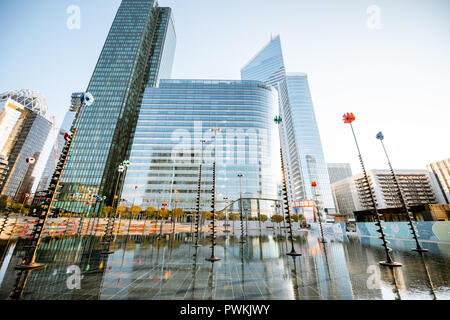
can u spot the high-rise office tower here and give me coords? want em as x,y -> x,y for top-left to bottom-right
0,97 -> 52,200
121,79 -> 281,216
327,163 -> 353,184
427,158 -> 450,204
54,0 -> 176,213
241,35 -> 335,214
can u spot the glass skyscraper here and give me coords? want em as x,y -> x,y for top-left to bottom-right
241,35 -> 335,214
55,0 -> 176,213
121,79 -> 281,213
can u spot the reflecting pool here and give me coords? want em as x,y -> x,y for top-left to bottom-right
0,228 -> 448,300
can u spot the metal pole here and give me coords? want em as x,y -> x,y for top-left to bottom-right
378,136 -> 427,253
238,174 -> 246,243
206,128 -> 221,261
348,121 -> 401,267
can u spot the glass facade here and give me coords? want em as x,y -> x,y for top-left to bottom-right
54,1 -> 176,213
241,36 -> 335,213
121,79 -> 281,212
0,109 -> 52,200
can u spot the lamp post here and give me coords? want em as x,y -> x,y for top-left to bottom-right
237,173 -> 246,243
376,131 -> 427,253
194,139 -> 206,247
274,115 -> 301,257
15,92 -> 94,270
343,113 -> 401,267
206,128 -> 221,262
312,181 -> 326,243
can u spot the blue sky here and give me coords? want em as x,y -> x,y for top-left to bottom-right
1,0 -> 449,174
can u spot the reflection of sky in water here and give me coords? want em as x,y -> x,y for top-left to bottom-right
0,230 -> 448,300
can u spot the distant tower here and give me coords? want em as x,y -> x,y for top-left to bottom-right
241,36 -> 335,215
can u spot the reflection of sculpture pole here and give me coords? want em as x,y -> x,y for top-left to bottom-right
343,113 -> 401,267
238,174 -> 246,244
275,115 -> 301,257
194,139 -> 206,248
418,252 -> 437,300
376,131 -> 427,253
312,182 -> 326,243
206,128 -> 221,262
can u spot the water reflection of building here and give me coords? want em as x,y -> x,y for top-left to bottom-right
0,237 -> 106,299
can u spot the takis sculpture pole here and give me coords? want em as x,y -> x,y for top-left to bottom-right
312,181 -> 327,243
237,173 -> 246,243
193,139 -> 206,247
15,92 -> 94,270
274,115 -> 301,257
206,128 -> 221,262
343,113 -> 401,267
376,131 -> 428,253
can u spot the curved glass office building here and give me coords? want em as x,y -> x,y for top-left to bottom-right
121,79 -> 281,212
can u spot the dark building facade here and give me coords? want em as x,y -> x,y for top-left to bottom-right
55,0 -> 176,213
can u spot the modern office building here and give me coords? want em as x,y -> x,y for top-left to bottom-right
331,169 -> 447,218
0,98 -> 28,159
0,104 -> 52,201
1,89 -> 48,118
327,163 -> 353,184
241,35 -> 335,215
427,158 -> 450,204
54,0 -> 176,213
0,155 -> 8,186
121,79 -> 281,214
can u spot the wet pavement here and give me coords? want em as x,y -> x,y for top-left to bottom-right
0,228 -> 448,300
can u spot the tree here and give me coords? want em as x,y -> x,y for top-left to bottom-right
130,206 -> 142,218
171,208 -> 184,221
298,213 -> 305,221
145,206 -> 156,220
287,214 -> 299,222
259,214 -> 268,223
216,212 -> 225,221
103,206 -> 112,218
270,214 -> 283,228
158,208 -> 170,220
11,203 -> 23,214
202,211 -> 212,220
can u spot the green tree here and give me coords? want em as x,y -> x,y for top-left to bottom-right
171,208 -> 184,221
145,206 -> 156,219
130,205 -> 142,218
259,214 -> 268,223
103,206 -> 112,218
270,214 -> 283,227
287,214 -> 299,222
11,203 -> 23,213
158,208 -> 170,220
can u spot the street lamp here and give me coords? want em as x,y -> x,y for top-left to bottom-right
343,113 -> 401,267
206,128 -> 221,262
376,131 -> 427,253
